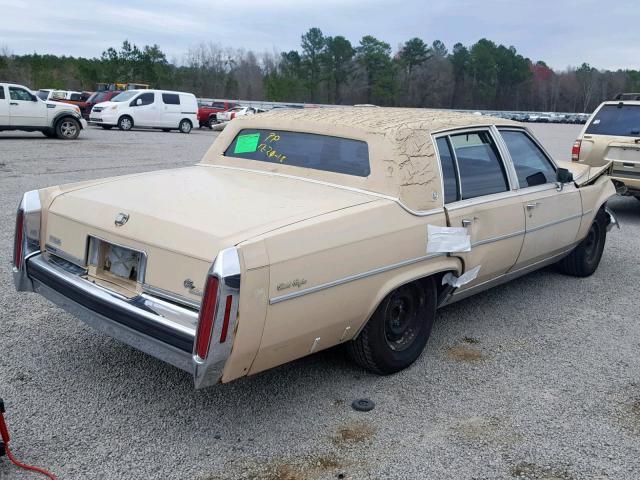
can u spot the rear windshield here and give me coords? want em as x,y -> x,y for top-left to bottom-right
224,129 -> 370,177
585,104 -> 640,137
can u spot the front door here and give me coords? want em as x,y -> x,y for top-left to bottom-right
437,129 -> 525,291
498,128 -> 582,268
130,92 -> 157,127
8,86 -> 46,126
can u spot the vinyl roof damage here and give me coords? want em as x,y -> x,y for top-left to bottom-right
202,107 -> 517,212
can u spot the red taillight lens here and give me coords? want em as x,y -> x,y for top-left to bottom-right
571,139 -> 582,162
13,208 -> 24,269
195,276 -> 219,359
219,295 -> 233,343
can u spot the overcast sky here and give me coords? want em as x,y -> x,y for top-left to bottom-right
1,0 -> 638,70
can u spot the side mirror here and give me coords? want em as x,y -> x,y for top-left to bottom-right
556,168 -> 573,184
136,98 -> 142,106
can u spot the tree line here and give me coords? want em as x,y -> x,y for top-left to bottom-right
1,29 -> 639,113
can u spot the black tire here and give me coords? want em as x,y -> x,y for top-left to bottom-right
347,277 -> 437,375
117,116 -> 133,131
557,209 -> 607,277
42,129 -> 56,138
54,117 -> 81,140
179,119 -> 192,134
207,116 -> 216,129
101,125 -> 113,130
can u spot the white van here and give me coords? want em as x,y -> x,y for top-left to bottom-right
89,89 -> 198,133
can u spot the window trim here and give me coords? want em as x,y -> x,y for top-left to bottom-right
432,126 -> 515,205
496,126 -> 558,191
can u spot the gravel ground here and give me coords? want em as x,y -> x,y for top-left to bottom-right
0,123 -> 638,480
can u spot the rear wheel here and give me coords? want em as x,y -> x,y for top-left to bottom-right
179,119 -> 192,134
117,116 -> 133,131
207,116 -> 216,129
557,209 -> 607,277
55,117 -> 81,140
347,278 -> 437,374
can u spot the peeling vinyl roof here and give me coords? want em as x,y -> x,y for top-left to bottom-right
202,107 -> 518,212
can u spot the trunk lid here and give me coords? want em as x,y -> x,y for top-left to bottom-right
45,165 -> 376,300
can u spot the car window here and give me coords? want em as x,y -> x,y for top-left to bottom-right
225,129 -> 370,177
436,137 -> 459,203
162,93 -> 180,105
212,102 -> 225,109
0,86 -> 5,100
500,130 -> 556,187
36,90 -> 49,100
449,131 -> 509,199
133,92 -> 154,106
112,91 -> 137,102
70,93 -> 82,101
585,104 -> 640,137
9,87 -> 35,101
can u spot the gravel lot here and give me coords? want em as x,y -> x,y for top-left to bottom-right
0,123 -> 638,480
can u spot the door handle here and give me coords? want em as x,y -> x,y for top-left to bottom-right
10,102 -> 18,106
462,218 -> 473,227
526,202 -> 540,211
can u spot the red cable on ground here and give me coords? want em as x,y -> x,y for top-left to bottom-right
0,398 -> 57,480
4,445 -> 57,480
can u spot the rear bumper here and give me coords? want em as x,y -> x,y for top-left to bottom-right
16,253 -> 197,373
610,172 -> 640,194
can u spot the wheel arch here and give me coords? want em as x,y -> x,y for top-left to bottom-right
350,256 -> 463,340
53,112 -> 83,129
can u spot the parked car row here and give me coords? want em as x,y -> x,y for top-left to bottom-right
487,111 -> 590,124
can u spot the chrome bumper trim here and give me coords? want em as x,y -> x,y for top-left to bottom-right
23,253 -> 196,373
604,206 -> 620,232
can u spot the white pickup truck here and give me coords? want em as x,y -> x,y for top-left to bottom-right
0,82 -> 87,139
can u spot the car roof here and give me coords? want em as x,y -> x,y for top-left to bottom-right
203,107 -> 520,213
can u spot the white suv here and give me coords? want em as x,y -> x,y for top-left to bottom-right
0,82 -> 87,139
89,89 -> 198,133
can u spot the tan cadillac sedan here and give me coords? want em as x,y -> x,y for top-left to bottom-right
12,108 -> 618,388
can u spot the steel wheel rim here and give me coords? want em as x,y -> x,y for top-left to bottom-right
121,118 -> 132,130
181,121 -> 190,132
60,121 -> 77,137
384,285 -> 421,351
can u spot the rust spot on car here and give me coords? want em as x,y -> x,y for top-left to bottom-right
445,344 -> 485,362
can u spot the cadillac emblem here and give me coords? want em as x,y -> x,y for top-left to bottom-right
114,212 -> 129,226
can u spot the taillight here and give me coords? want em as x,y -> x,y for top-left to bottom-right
13,208 -> 24,269
571,139 -> 582,162
195,275 -> 219,359
219,295 -> 233,343
231,112 -> 236,120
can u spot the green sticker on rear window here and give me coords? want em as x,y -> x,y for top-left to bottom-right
234,133 -> 260,153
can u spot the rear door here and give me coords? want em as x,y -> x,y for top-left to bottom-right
437,128 -> 525,290
0,86 -> 8,126
8,86 -> 46,126
161,92 -> 181,127
498,128 -> 582,268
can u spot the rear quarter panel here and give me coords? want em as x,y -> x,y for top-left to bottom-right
576,175 -> 616,240
246,200 -> 461,376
